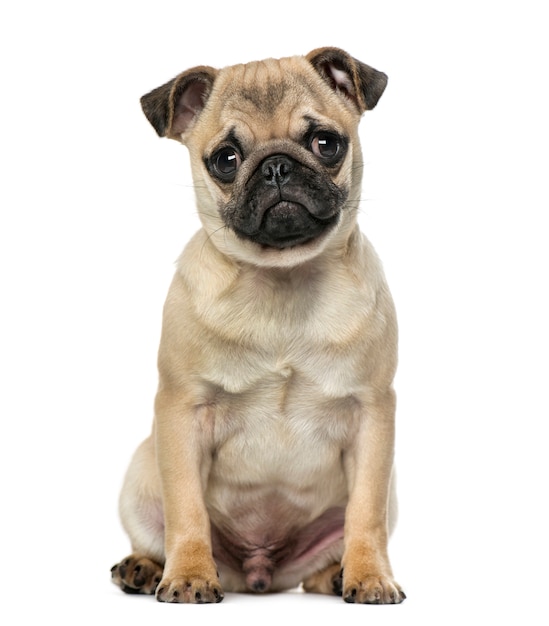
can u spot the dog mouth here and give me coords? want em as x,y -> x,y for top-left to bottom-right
236,200 -> 339,249
222,153 -> 346,250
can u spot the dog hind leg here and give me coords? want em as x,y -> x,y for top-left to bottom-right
112,436 -> 166,593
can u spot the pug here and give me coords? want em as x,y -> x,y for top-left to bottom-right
111,47 -> 405,605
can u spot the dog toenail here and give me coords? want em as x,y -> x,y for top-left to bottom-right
344,588 -> 357,603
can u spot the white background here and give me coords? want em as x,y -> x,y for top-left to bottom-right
1,1 -> 548,624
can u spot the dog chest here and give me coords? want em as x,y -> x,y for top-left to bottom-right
205,370 -> 359,480
161,244 -> 391,398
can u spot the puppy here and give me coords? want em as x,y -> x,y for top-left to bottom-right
111,47 -> 404,605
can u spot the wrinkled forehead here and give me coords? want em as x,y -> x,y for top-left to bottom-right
217,57 -> 323,105
200,57 -> 352,143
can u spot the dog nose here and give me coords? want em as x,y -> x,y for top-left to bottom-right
261,155 -> 294,187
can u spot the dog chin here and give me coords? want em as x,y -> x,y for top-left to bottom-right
217,223 -> 340,268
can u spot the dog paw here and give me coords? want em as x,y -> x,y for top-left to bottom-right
111,555 -> 163,595
342,572 -> 405,604
302,563 -> 343,596
156,576 -> 224,604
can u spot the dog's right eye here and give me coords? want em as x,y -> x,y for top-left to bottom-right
211,147 -> 242,182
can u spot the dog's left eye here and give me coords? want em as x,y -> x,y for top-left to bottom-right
310,132 -> 341,161
211,147 -> 242,181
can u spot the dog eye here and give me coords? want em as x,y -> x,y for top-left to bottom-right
212,147 -> 242,181
310,132 -> 341,160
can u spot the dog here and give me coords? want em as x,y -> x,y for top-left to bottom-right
111,47 -> 404,605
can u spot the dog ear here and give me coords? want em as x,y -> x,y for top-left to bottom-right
140,66 -> 218,139
306,47 -> 387,113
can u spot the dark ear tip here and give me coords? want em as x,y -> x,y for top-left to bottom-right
307,47 -> 387,112
140,83 -> 175,137
359,66 -> 388,110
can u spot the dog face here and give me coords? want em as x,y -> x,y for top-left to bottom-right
140,48 -> 387,267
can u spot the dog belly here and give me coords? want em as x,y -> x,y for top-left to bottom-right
209,500 -> 345,592
204,390 -> 352,592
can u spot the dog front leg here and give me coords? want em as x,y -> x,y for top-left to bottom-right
342,387 -> 405,604
154,389 -> 223,604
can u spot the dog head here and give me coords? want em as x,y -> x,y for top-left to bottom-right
141,48 -> 387,267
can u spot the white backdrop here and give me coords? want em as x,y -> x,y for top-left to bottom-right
1,1 -> 547,624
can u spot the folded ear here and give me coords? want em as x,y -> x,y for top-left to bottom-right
140,66 -> 218,139
306,47 -> 388,113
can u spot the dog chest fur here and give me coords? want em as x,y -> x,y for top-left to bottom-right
159,226 -> 396,397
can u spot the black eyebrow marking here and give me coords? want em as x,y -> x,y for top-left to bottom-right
223,128 -> 244,156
